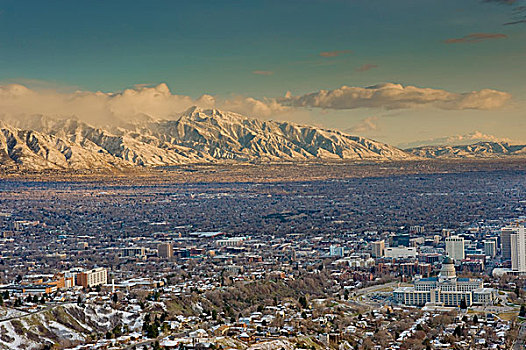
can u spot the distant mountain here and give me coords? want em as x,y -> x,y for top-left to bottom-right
0,107 -> 415,171
407,141 -> 526,159
398,131 -> 515,149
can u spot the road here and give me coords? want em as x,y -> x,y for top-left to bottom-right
349,281 -> 399,311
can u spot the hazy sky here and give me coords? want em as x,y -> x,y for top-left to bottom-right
0,0 -> 524,146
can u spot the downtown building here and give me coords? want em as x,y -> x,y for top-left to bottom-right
445,236 -> 465,263
393,257 -> 495,307
499,223 -> 526,274
158,242 -> 173,259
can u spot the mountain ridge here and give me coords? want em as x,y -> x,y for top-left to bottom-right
406,141 -> 526,159
1,108 -> 525,171
0,107 -> 416,170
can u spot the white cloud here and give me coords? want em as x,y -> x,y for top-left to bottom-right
0,83 -> 289,126
347,116 -> 379,133
278,83 -> 512,110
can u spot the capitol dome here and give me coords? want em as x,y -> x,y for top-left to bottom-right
439,256 -> 456,280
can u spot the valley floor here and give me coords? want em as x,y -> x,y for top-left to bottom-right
1,159 -> 525,184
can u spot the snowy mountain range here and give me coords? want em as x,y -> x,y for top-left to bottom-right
0,107 -> 415,170
1,107 -> 524,171
406,142 -> 526,159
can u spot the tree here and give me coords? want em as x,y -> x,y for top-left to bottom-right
298,295 -> 307,309
453,325 -> 462,338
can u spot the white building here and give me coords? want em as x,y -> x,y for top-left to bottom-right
76,267 -> 108,288
385,247 -> 417,258
216,237 -> 246,247
329,245 -> 345,257
445,236 -> 465,262
393,257 -> 493,307
509,224 -> 526,272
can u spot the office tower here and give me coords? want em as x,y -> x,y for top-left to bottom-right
501,227 -> 514,260
484,240 -> 496,258
158,242 -> 173,259
371,240 -> 385,258
445,236 -> 465,262
509,225 -> 526,272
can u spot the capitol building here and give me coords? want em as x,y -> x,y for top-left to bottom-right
393,257 -> 495,307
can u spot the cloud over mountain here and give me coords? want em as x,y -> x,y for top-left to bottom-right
278,83 -> 511,110
0,83 -> 288,126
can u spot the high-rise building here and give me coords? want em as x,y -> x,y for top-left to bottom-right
509,225 -> 526,272
371,240 -> 385,258
501,227 -> 514,261
76,267 -> 108,288
445,236 -> 465,262
484,240 -> 497,258
158,242 -> 173,259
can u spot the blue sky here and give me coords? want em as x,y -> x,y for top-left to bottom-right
0,0 -> 524,145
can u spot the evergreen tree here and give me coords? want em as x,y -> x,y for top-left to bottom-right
298,295 -> 307,309
453,325 -> 462,338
